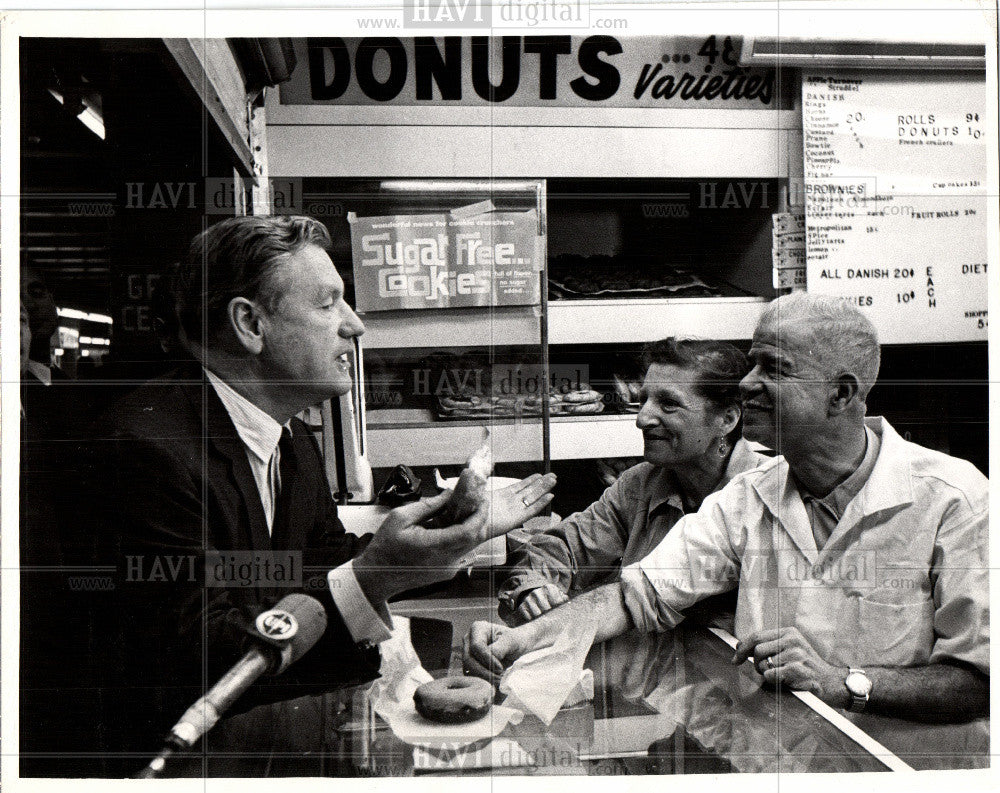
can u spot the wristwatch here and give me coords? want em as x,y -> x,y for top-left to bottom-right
844,667 -> 873,713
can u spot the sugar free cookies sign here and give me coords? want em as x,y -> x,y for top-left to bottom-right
349,210 -> 541,311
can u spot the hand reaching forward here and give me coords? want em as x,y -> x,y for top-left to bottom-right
486,473 -> 557,534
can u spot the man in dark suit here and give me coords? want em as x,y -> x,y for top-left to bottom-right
20,297 -> 101,778
85,215 -> 555,776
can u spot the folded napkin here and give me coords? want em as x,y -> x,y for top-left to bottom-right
498,622 -> 597,725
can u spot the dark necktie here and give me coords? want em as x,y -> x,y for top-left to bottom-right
272,426 -> 296,543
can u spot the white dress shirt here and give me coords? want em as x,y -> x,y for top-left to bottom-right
620,417 -> 988,674
205,368 -> 392,645
205,369 -> 286,533
26,359 -> 53,385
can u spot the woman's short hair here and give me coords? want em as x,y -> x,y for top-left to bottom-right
642,337 -> 750,443
173,215 -> 331,345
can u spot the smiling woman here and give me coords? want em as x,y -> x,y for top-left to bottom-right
636,338 -> 748,475
498,338 -> 767,624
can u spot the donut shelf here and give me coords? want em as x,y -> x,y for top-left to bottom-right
367,414 -> 641,468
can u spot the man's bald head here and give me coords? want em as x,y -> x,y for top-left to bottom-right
757,293 -> 881,401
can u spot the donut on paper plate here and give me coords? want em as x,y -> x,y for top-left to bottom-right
414,675 -> 495,724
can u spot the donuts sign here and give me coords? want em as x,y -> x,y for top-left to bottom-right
280,36 -> 786,110
349,210 -> 541,311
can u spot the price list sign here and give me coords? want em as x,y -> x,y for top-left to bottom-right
802,71 -> 987,343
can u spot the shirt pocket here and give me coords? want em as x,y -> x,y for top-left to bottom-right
856,595 -> 934,667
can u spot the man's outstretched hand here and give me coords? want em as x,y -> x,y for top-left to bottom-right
486,473 -> 557,534
352,471 -> 556,608
353,492 -> 490,606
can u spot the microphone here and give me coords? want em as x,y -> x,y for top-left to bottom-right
135,593 -> 327,778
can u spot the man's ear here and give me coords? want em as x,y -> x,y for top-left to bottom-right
228,296 -> 265,354
829,372 -> 861,415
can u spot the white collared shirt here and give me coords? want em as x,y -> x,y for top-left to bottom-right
205,368 -> 287,534
26,360 -> 52,385
204,368 -> 391,646
620,417 -> 989,674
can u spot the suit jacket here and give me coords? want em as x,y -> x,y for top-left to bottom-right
87,363 -> 380,770
21,376 -> 101,777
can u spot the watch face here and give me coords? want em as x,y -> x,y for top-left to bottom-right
846,671 -> 872,696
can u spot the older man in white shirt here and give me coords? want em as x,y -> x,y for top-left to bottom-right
465,293 -> 988,722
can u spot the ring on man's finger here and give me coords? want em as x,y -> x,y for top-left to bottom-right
765,656 -> 776,670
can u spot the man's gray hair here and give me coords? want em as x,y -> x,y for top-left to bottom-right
759,293 -> 881,399
173,215 -> 332,345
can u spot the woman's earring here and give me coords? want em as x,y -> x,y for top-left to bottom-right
719,440 -> 728,456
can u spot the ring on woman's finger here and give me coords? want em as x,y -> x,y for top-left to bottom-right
521,496 -> 532,506
765,656 -> 776,670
